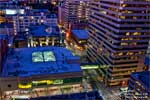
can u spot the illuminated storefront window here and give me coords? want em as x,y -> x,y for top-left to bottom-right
18,83 -> 32,89
18,78 -> 82,89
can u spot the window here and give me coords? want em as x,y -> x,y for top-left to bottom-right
32,52 -> 43,62
133,32 -> 141,36
8,84 -> 11,88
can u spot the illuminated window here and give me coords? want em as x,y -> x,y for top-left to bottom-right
127,52 -> 134,56
126,32 -> 130,36
121,42 -> 128,46
120,16 -> 125,19
31,16 -> 34,20
19,17 -> 23,20
122,4 -> 127,7
41,19 -> 44,23
118,52 -> 123,56
133,16 -> 137,19
133,32 -> 141,36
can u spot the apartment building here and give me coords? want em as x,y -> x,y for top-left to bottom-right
62,0 -> 90,30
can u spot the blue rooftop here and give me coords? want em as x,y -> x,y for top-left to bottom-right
46,14 -> 57,18
0,34 -> 8,40
29,25 -> 60,37
32,9 -> 49,13
2,47 -> 81,77
131,71 -> 150,91
72,30 -> 89,40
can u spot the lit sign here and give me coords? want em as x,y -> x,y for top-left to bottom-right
6,9 -> 16,15
5,9 -> 25,15
53,80 -> 63,85
18,83 -> 32,89
81,65 -> 109,69
81,65 -> 99,69
18,78 -> 81,89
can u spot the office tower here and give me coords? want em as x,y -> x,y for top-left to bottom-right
87,0 -> 150,86
63,0 -> 89,30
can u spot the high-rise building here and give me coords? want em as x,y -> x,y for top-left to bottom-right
87,0 -> 150,86
63,0 -> 90,30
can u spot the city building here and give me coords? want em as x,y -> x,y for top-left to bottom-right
0,46 -> 82,97
62,0 -> 90,30
87,0 -> 150,86
67,30 -> 89,62
58,0 -> 65,26
0,22 -> 14,35
0,34 -> 8,72
26,24 -> 60,47
12,9 -> 58,33
70,30 -> 89,51
128,71 -> 150,100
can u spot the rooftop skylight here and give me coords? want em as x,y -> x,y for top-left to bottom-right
32,51 -> 56,62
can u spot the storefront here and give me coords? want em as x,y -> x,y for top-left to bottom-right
18,77 -> 82,89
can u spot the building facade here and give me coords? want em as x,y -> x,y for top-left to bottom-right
128,71 -> 150,100
63,0 -> 89,30
0,34 -> 8,72
0,47 -> 82,97
0,22 -> 14,35
87,0 -> 150,86
12,10 -> 58,34
27,24 -> 61,47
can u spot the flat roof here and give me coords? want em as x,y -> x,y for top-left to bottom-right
0,34 -> 8,39
29,25 -> 60,37
2,47 -> 81,77
131,71 -> 150,91
71,30 -> 89,40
